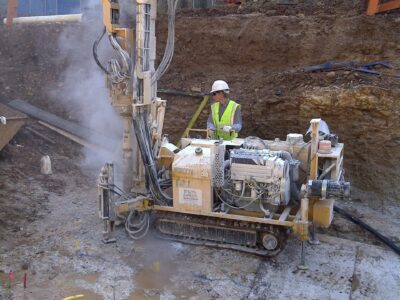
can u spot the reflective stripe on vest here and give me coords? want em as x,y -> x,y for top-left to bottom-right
211,99 -> 239,141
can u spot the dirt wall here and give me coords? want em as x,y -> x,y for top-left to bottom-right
158,12 -> 400,203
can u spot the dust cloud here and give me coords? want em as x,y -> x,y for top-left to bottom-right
48,0 -> 137,182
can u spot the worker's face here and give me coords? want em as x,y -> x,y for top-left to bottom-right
212,91 -> 226,103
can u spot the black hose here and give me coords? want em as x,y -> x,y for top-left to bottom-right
334,205 -> 400,256
132,108 -> 172,206
93,27 -> 111,75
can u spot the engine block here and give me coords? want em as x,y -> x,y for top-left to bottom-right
230,149 -> 291,205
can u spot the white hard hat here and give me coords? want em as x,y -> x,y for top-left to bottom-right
210,80 -> 229,93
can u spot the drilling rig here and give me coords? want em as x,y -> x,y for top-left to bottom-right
96,0 -> 350,258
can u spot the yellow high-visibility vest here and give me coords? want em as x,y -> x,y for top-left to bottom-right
211,99 -> 240,141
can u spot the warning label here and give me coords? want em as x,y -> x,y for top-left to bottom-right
179,188 -> 202,206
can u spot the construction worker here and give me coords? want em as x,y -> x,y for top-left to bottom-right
207,80 -> 242,140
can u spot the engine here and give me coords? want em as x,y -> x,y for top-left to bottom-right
226,148 -> 299,207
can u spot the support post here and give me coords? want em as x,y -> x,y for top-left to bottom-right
309,119 -> 321,245
367,0 -> 379,15
6,0 -> 18,27
297,197 -> 309,270
309,118 -> 320,180
309,222 -> 320,245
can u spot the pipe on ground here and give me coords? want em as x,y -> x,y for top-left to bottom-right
3,14 -> 82,25
334,205 -> 400,256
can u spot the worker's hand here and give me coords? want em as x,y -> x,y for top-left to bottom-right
222,125 -> 232,132
0,116 -> 6,125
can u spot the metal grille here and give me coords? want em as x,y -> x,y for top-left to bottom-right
142,4 -> 151,72
212,143 -> 225,187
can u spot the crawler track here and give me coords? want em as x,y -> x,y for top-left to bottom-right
153,211 -> 289,256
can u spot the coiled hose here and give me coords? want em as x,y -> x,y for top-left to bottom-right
125,210 -> 150,240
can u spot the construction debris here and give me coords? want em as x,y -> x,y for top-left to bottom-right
0,103 -> 27,151
8,99 -> 111,150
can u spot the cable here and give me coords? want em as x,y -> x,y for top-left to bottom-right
125,211 -> 150,240
108,33 -> 132,83
132,107 -> 172,205
151,0 -> 179,84
334,205 -> 400,256
92,27 -> 110,75
243,136 -> 268,149
93,27 -> 132,84
215,188 -> 261,210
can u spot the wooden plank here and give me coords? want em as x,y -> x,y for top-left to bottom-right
367,0 -> 380,15
25,127 -> 56,145
0,121 -> 24,151
367,0 -> 400,15
317,143 -> 343,158
377,0 -> 400,13
309,119 -> 320,180
0,103 -> 27,151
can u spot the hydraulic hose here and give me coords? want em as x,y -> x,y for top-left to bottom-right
334,205 -> 400,256
92,27 -> 110,75
125,210 -> 150,240
132,108 -> 172,206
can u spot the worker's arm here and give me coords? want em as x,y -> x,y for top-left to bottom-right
231,105 -> 242,132
207,113 -> 216,130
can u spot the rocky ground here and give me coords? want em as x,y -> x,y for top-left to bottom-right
0,126 -> 399,299
0,1 -> 400,299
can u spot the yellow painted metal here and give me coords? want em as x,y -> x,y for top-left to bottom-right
227,208 -> 265,218
177,95 -> 209,148
154,205 -> 294,227
63,295 -> 84,300
102,0 -> 120,33
159,142 -> 178,168
114,196 -> 151,214
313,199 -> 334,228
172,145 -> 213,213
293,197 -> 309,241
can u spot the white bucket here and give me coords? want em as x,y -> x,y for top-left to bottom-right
40,155 -> 52,175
